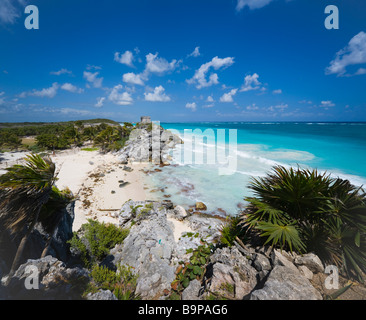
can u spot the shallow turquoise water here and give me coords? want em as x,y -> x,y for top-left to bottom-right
144,122 -> 366,216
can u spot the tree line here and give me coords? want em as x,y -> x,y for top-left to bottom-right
0,120 -> 134,153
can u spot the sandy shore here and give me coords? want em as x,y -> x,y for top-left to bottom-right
50,149 -> 148,231
1,148 -> 193,238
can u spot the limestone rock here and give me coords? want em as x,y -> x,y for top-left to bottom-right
250,265 -> 322,300
252,253 -> 272,272
298,265 -> 314,280
182,279 -> 202,300
271,249 -> 299,274
207,247 -> 257,300
117,121 -> 183,164
294,253 -> 324,274
114,201 -> 176,299
172,205 -> 188,221
186,214 -> 223,242
6,256 -> 89,300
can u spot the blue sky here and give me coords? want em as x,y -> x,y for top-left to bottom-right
0,0 -> 365,123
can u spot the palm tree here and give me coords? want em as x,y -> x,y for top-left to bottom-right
241,165 -> 366,280
38,186 -> 74,258
0,154 -> 57,283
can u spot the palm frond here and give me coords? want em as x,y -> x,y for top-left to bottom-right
256,221 -> 306,253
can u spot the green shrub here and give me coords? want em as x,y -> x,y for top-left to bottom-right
68,219 -> 129,268
86,264 -> 140,300
219,215 -> 247,247
241,165 -> 366,281
170,240 -> 213,298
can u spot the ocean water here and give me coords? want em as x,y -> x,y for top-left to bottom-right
143,122 -> 366,216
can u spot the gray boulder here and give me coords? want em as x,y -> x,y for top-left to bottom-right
252,253 -> 272,272
171,205 -> 188,221
186,214 -> 223,243
294,253 -> 324,274
6,255 -> 89,300
250,265 -> 322,300
182,279 -> 202,300
271,249 -> 299,274
86,289 -> 118,300
207,247 -> 257,300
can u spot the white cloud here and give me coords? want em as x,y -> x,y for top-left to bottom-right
61,83 -> 84,93
114,50 -> 135,67
108,84 -> 133,105
95,97 -> 105,108
240,73 -> 261,92
246,103 -> 259,110
145,53 -> 178,74
320,100 -> 335,107
83,71 -> 103,88
59,108 -> 94,116
268,103 -> 288,112
0,91 -> 5,105
355,67 -> 366,75
122,72 -> 145,86
188,47 -> 201,58
144,85 -> 171,102
86,64 -> 102,71
202,104 -> 214,108
236,0 -> 274,11
273,89 -> 282,94
50,68 -> 72,76
21,83 -> 59,98
207,95 -> 214,102
299,99 -> 313,105
326,31 -> 366,76
220,89 -> 238,103
187,56 -> 235,89
185,102 -> 197,112
0,0 -> 25,25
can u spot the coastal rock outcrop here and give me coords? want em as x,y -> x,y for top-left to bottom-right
117,120 -> 183,165
114,201 -> 177,299
204,247 -> 258,300
5,255 -> 89,300
0,197 -> 326,300
249,265 -> 323,300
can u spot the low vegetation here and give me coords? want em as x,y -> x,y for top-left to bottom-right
68,219 -> 138,300
68,219 -> 129,268
169,240 -> 213,300
85,264 -> 140,300
220,165 -> 366,282
0,119 -> 133,152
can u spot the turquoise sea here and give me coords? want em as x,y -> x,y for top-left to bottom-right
144,122 -> 366,216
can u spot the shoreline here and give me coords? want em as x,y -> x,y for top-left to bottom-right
0,148 -> 197,239
50,149 -> 149,231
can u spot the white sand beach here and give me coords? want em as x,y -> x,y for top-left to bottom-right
0,148 -> 194,238
50,149 -> 148,231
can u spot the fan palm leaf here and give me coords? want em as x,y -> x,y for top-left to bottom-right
256,221 -> 306,253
